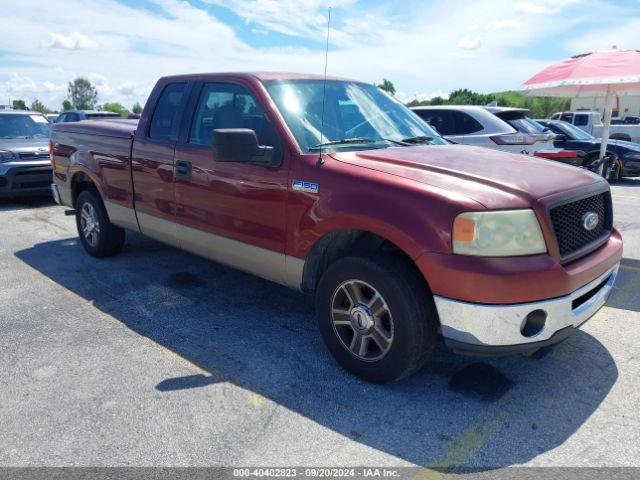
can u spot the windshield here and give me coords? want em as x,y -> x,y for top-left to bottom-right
264,80 -> 446,153
0,114 -> 50,139
555,121 -> 594,140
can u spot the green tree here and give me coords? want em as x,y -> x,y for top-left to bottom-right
12,99 -> 27,110
102,102 -> 128,117
67,77 -> 98,110
376,79 -> 396,96
131,101 -> 143,114
61,99 -> 73,111
30,99 -> 51,114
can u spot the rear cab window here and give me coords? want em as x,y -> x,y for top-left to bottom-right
148,82 -> 187,141
574,114 -> 589,126
560,113 -> 574,123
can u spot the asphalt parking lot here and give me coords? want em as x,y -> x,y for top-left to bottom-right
1,180 -> 639,471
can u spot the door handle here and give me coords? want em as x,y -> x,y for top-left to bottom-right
175,160 -> 192,180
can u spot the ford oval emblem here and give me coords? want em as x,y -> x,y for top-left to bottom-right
582,212 -> 599,231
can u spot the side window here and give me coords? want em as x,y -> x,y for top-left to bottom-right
189,82 -> 280,151
68,113 -> 79,122
148,83 -> 187,141
574,114 -> 589,126
57,114 -> 67,123
451,111 -> 483,134
417,110 -> 455,135
560,113 -> 573,123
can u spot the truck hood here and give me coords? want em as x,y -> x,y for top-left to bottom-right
331,144 -> 604,209
0,137 -> 50,160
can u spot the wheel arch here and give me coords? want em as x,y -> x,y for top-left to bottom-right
300,228 -> 431,296
70,168 -> 104,207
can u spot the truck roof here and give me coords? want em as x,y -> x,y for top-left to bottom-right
157,71 -> 356,83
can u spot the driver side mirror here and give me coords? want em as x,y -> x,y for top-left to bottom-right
554,134 -> 567,141
212,128 -> 275,166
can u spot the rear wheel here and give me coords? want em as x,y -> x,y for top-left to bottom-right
315,254 -> 438,383
608,157 -> 621,182
75,189 -> 125,257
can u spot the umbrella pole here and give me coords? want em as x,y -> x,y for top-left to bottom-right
599,85 -> 614,163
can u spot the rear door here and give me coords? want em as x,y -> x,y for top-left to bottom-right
172,80 -> 291,284
131,81 -> 191,247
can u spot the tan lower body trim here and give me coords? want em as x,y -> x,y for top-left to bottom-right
104,201 -> 141,233
135,211 -> 303,290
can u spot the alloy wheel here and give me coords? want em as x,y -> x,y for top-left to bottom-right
331,279 -> 394,361
80,202 -> 100,247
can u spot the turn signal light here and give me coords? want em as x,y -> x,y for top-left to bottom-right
452,216 -> 476,243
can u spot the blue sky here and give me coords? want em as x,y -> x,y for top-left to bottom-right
1,0 -> 639,109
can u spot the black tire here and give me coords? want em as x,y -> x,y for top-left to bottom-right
593,156 -> 607,178
75,189 -> 125,258
609,158 -> 621,182
315,254 -> 438,383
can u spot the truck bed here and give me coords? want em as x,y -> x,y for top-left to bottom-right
51,119 -> 139,218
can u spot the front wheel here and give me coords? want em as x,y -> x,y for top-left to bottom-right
315,254 -> 438,383
75,189 -> 125,258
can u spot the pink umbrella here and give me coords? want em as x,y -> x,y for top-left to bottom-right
523,48 -> 640,162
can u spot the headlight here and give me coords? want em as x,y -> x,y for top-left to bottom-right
452,209 -> 547,256
0,150 -> 16,163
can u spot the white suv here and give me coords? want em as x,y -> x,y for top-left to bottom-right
411,106 -> 557,156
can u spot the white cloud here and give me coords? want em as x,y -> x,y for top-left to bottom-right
514,0 -> 581,14
41,32 -> 98,50
491,19 -> 523,30
457,36 -> 482,50
203,0 -> 355,38
567,18 -> 640,53
514,2 -> 557,14
0,0 -> 632,112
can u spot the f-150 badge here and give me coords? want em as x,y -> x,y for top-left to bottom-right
292,180 -> 319,194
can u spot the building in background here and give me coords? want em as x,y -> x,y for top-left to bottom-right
571,94 -> 640,117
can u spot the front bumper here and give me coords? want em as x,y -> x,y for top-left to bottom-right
436,264 -> 618,355
0,160 -> 52,197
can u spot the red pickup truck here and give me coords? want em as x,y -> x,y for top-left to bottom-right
50,72 -> 622,383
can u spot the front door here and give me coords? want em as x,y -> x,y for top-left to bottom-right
173,81 -> 291,284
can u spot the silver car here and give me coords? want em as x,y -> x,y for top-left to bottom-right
0,111 -> 52,197
411,105 -> 557,156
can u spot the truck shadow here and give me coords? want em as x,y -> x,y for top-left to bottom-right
0,196 -> 55,212
15,233 -> 621,471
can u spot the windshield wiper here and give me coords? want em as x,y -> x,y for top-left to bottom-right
401,135 -> 434,145
309,137 -> 409,150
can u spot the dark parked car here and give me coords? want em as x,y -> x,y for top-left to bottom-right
537,119 -> 640,180
0,110 -> 52,197
56,110 -> 121,123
